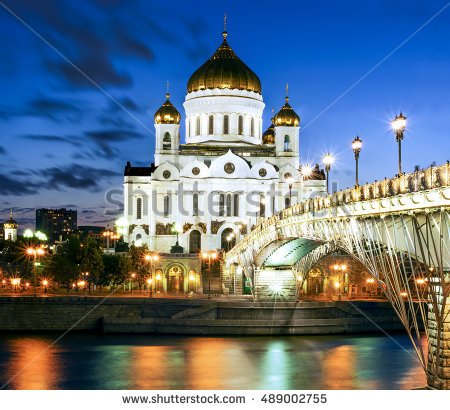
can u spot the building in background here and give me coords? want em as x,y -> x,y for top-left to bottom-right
2,210 -> 18,242
77,225 -> 104,241
36,208 -> 77,244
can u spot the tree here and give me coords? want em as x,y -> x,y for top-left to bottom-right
128,244 -> 149,289
80,237 -> 104,286
100,254 -> 130,288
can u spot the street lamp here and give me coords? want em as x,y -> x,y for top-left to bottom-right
42,279 -> 49,293
285,176 -> 294,207
366,277 -> 375,298
301,164 -> 312,180
26,246 -> 45,297
144,253 -> 159,297
351,136 -> 362,186
392,112 -> 407,175
323,153 -> 334,194
202,250 -> 218,299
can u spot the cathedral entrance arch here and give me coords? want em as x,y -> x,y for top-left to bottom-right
166,264 -> 185,293
306,267 -> 323,295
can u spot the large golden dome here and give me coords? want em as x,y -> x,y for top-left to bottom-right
154,93 -> 181,124
187,32 -> 261,94
274,97 -> 300,127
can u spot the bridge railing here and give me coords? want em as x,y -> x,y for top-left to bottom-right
228,162 -> 450,257
280,161 -> 450,220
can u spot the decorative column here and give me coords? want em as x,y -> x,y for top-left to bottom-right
427,276 -> 450,389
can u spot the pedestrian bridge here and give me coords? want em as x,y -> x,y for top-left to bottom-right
225,162 -> 450,389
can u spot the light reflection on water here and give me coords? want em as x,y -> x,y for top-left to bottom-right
0,333 -> 426,390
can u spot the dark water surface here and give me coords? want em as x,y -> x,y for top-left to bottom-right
0,333 -> 425,390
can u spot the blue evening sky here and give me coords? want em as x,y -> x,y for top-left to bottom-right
0,0 -> 449,228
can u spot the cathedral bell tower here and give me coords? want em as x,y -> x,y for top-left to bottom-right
273,86 -> 300,167
154,87 -> 181,165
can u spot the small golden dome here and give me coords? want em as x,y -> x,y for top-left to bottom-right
154,93 -> 181,124
4,210 -> 18,229
187,31 -> 261,94
274,97 -> 300,127
262,122 -> 275,144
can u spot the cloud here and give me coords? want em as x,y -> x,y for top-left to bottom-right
84,129 -> 145,158
0,146 -> 7,155
21,134 -> 81,146
0,174 -> 40,196
39,163 -> 119,192
27,97 -> 82,121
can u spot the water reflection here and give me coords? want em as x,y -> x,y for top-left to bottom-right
4,337 -> 60,389
0,334 -> 426,390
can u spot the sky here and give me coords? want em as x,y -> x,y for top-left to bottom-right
1,0 -> 450,230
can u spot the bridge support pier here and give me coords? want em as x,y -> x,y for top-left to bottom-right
427,283 -> 450,389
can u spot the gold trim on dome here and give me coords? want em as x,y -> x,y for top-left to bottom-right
187,32 -> 261,94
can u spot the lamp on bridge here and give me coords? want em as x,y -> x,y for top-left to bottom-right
392,112 -> 407,175
351,136 -> 363,186
323,153 -> 334,194
285,176 -> 294,205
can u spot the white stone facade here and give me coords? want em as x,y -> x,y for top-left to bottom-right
122,35 -> 326,255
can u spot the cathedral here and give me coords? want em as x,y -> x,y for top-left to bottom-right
122,26 -> 326,293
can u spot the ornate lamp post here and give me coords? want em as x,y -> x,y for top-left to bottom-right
202,250 -> 218,299
351,136 -> 362,186
323,153 -> 334,194
285,176 -> 294,206
392,112 -> 407,175
26,246 -> 45,297
144,253 -> 159,297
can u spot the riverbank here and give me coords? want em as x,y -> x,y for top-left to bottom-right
0,296 -> 404,335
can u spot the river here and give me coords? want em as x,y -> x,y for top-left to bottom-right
0,333 -> 425,389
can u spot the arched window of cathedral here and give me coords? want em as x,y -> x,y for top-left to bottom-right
187,119 -> 190,137
164,195 -> 170,217
238,115 -> 243,135
193,193 -> 199,216
219,193 -> 225,216
284,135 -> 291,151
163,132 -> 171,150
208,115 -> 214,135
136,198 -> 142,219
221,228 -> 236,250
259,194 -> 266,218
285,196 -> 291,208
223,115 -> 229,135
233,193 -> 239,216
226,193 -> 232,216
136,234 -> 142,241
196,117 -> 201,136
250,118 -> 254,137
189,230 -> 201,254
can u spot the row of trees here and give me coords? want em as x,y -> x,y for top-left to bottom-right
0,235 -> 155,291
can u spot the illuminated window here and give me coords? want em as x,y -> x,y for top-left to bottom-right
233,194 -> 239,217
226,193 -> 232,217
259,194 -> 266,217
196,117 -> 201,136
189,230 -> 201,254
208,115 -> 214,135
136,198 -> 142,219
284,135 -> 291,151
164,195 -> 170,217
238,115 -> 243,135
223,115 -> 229,134
219,193 -> 225,216
193,193 -> 199,216
163,132 -> 171,150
